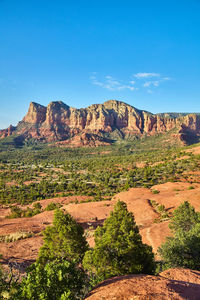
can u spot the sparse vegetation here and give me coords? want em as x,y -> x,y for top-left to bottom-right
149,200 -> 170,222
0,231 -> 34,243
44,202 -> 61,211
7,204 -> 42,218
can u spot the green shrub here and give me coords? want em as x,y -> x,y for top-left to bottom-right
152,189 -> 160,194
83,201 -> 155,281
44,202 -> 61,211
188,186 -> 195,190
19,260 -> 87,300
7,206 -> 23,218
158,201 -> 200,270
38,208 -> 89,264
169,201 -> 199,233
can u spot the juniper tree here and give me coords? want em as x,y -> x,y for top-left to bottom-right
83,201 -> 155,280
159,201 -> 200,270
38,208 -> 88,264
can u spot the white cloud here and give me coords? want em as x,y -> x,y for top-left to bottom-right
90,72 -> 171,93
142,74 -> 171,90
143,81 -> 151,87
134,72 -> 160,79
90,74 -> 137,91
144,80 -> 160,87
130,80 -> 135,85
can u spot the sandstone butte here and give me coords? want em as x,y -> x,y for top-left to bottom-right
0,100 -> 200,146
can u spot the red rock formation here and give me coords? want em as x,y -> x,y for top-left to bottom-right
85,272 -> 200,300
0,125 -> 16,138
1,100 -> 200,145
23,102 -> 47,124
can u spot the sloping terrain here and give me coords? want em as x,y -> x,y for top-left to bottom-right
85,272 -> 200,300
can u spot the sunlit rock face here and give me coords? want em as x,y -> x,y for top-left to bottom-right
1,99 -> 200,145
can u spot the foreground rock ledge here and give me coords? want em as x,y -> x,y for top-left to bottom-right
85,271 -> 200,300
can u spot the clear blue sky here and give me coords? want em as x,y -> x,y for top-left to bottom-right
0,0 -> 200,128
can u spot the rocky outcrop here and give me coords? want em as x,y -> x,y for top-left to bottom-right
23,102 -> 47,124
0,125 -> 16,138
85,271 -> 200,300
1,100 -> 200,146
55,132 -> 111,148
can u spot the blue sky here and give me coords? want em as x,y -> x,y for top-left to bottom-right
0,0 -> 200,128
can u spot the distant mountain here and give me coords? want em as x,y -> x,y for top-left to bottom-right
1,100 -> 200,147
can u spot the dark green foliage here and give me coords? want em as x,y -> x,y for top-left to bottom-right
38,209 -> 88,264
169,201 -> 199,233
83,201 -> 155,280
159,201 -> 200,270
7,206 -> 23,218
44,202 -> 61,211
19,260 -> 87,300
7,204 -> 42,218
159,223 -> 200,270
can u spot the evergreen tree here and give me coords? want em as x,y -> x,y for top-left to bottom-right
38,208 -> 88,264
83,201 -> 155,280
169,201 -> 199,233
159,223 -> 200,270
159,201 -> 200,270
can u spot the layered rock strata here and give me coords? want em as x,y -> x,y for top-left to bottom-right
1,100 -> 200,146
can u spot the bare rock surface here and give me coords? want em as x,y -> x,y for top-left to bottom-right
85,272 -> 200,300
1,100 -> 200,145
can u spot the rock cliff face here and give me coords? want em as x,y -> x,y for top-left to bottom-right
1,100 -> 200,146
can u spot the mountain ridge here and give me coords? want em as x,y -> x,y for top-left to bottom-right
1,99 -> 200,146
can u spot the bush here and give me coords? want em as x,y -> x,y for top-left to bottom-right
7,206 -> 23,218
158,201 -> 200,270
19,260 -> 87,300
152,189 -> 160,194
159,223 -> 200,270
44,202 -> 61,211
169,201 -> 199,233
7,204 -> 42,219
83,201 -> 155,281
38,208 -> 88,264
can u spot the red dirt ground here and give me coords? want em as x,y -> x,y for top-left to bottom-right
85,271 -> 200,300
186,145 -> 200,155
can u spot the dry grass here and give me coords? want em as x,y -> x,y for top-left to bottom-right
0,231 -> 34,243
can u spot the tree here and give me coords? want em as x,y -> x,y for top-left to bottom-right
158,201 -> 200,270
83,201 -> 155,280
38,208 -> 88,264
19,260 -> 87,300
169,201 -> 199,233
159,223 -> 200,270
